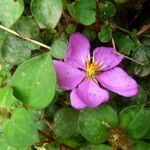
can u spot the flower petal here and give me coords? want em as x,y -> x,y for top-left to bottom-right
65,32 -> 90,69
96,67 -> 138,97
75,79 -> 109,108
93,47 -> 123,71
70,89 -> 87,109
53,60 -> 85,90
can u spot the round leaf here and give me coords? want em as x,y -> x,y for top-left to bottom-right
0,30 -> 8,58
31,0 -> 62,29
99,1 -> 116,20
130,86 -> 147,105
82,28 -> 96,41
0,134 -> 17,150
12,16 -> 39,39
3,108 -> 39,148
119,105 -> 150,139
54,108 -> 80,139
66,24 -> 77,35
113,32 -> 134,55
0,0 -> 24,27
0,86 -> 21,111
11,52 -> 56,109
68,0 -> 96,25
2,36 -> 32,65
98,24 -> 112,43
133,142 -> 150,150
1,16 -> 39,65
78,105 -> 118,143
51,33 -> 68,59
131,45 -> 150,77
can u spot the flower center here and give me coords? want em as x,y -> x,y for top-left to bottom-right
85,56 -> 100,78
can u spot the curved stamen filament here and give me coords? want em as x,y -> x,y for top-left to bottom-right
85,56 -> 101,78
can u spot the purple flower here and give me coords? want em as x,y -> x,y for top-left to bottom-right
53,33 -> 138,109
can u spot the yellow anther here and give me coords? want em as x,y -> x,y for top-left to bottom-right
85,57 -> 100,78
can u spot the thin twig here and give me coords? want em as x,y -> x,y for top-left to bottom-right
137,23 -> 150,36
111,23 -> 131,34
112,38 -> 144,65
37,129 -> 54,144
37,129 -> 78,150
0,24 -> 144,66
0,24 -> 50,50
44,118 -> 53,130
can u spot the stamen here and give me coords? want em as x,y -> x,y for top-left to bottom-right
88,54 -> 90,61
85,56 -> 100,78
85,55 -> 106,78
81,57 -> 85,64
95,62 -> 98,65
99,61 -> 104,65
100,64 -> 106,70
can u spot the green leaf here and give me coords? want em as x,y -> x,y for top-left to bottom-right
45,144 -> 59,150
54,108 -> 80,139
1,16 -> 40,65
130,32 -> 141,51
142,36 -> 150,46
131,45 -> 150,77
51,33 -> 68,59
99,1 -> 116,20
78,104 -> 118,143
36,120 -> 47,131
45,103 -> 60,120
133,142 -> 150,150
11,52 -> 56,109
0,30 -> 8,60
28,109 -> 44,122
0,86 -> 21,111
61,0 -> 70,10
68,0 -> 96,25
98,24 -> 112,43
2,36 -> 32,65
62,138 -> 81,148
0,0 -> 24,27
81,144 -> 112,150
113,32 -> 134,55
114,0 -> 128,3
119,105 -> 150,139
0,134 -> 17,150
3,108 -> 39,149
130,86 -> 147,105
144,124 -> 150,139
31,0 -> 62,29
12,16 -> 39,39
66,24 -> 77,35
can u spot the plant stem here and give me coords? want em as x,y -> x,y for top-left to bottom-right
0,24 -> 50,50
0,24 -> 144,65
111,23 -> 131,34
112,38 -> 144,65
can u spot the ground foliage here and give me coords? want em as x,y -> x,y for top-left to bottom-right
0,0 -> 150,149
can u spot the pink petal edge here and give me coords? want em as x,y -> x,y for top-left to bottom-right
93,47 -> 123,71
53,60 -> 85,90
74,79 -> 109,108
65,32 -> 90,69
96,67 -> 138,97
70,89 -> 87,109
